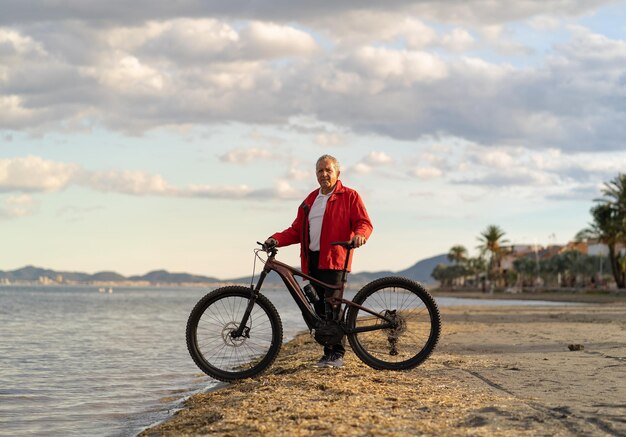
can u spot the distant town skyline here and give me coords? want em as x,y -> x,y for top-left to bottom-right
2,1 -> 626,277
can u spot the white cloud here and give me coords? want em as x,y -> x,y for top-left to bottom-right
136,19 -> 239,61
93,55 -> 165,93
455,56 -> 514,81
186,180 -> 304,200
131,19 -> 315,63
105,21 -> 171,52
271,179 -> 304,200
459,168 -> 559,187
558,26 -> 626,71
0,155 -> 309,206
402,19 -> 439,50
410,167 -> 443,180
198,61 -> 272,92
0,156 -> 79,192
219,148 -> 274,164
314,132 -> 345,146
317,69 -> 368,95
186,184 -> 252,199
447,144 -> 626,198
474,148 -> 518,169
315,12 -> 437,49
0,1 -> 612,27
351,162 -> 372,174
479,24 -> 532,55
286,159 -> 313,182
349,151 -> 394,175
316,45 -> 449,96
441,28 -> 475,52
2,5 -> 626,153
0,96 -> 40,129
529,15 -> 562,31
363,151 -> 393,165
0,194 -> 37,218
351,46 -> 448,84
240,21 -> 318,58
0,28 -> 45,57
83,170 -> 174,195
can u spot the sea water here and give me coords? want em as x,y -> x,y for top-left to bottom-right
0,285 -> 572,436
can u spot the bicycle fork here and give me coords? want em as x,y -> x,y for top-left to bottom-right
230,270 -> 268,339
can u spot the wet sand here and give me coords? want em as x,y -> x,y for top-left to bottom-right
143,303 -> 626,436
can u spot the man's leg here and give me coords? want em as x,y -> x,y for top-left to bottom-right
308,251 -> 345,358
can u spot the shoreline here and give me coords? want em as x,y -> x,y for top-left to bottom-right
431,288 -> 626,304
142,302 -> 626,436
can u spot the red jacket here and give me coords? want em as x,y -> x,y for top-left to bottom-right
271,180 -> 373,273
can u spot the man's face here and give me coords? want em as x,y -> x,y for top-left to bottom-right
316,159 -> 340,194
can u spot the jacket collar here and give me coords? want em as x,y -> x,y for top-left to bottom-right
326,179 -> 344,201
303,179 -> 345,206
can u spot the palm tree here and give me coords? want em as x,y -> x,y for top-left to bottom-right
477,225 -> 510,284
447,245 -> 468,265
578,174 -> 626,289
578,202 -> 625,288
513,256 -> 537,287
466,256 -> 487,288
447,245 -> 469,287
432,264 -> 452,288
599,173 -> 626,215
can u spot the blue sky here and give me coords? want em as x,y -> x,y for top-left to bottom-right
2,1 -> 626,278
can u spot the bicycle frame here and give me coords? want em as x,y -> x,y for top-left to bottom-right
232,245 -> 397,339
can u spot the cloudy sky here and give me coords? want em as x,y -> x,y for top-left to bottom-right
2,1 -> 626,278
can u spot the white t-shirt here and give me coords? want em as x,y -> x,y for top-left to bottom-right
308,188 -> 334,251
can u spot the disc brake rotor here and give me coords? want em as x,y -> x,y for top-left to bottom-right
221,321 -> 247,347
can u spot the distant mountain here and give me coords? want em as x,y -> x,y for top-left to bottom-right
90,271 -> 127,282
349,254 -> 450,285
224,253 -> 451,286
0,266 -> 217,284
396,253 -> 450,284
129,270 -> 219,284
0,265 -> 91,282
0,254 -> 450,286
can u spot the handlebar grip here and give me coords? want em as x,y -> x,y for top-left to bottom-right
258,240 -> 277,251
330,241 -> 354,249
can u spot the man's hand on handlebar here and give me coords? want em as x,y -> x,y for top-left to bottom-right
350,234 -> 367,248
264,237 -> 278,249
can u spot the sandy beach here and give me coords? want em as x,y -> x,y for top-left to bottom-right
143,299 -> 626,436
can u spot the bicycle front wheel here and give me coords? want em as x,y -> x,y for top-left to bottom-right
186,286 -> 283,381
346,277 -> 440,370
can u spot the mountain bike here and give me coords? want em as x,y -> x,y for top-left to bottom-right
186,241 -> 441,382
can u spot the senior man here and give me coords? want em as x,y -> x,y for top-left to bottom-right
265,154 -> 373,368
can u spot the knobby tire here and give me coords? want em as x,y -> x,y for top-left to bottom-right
186,286 -> 283,381
346,277 -> 441,370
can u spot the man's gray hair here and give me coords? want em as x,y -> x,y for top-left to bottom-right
316,154 -> 340,171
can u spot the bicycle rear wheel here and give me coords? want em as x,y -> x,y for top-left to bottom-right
186,286 -> 283,381
346,277 -> 440,370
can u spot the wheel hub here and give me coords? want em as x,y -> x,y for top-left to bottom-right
221,321 -> 248,347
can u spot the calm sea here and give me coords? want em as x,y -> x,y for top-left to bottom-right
0,285 -> 570,437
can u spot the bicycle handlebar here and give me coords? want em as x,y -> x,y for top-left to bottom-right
257,241 -> 276,252
330,241 -> 355,249
257,240 -> 354,252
